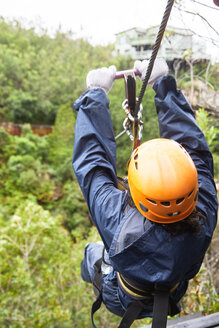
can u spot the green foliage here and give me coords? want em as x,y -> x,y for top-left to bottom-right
6,152 -> 52,198
20,124 -> 50,161
0,18 -> 117,124
196,107 -> 218,151
14,137 -> 37,155
175,61 -> 218,91
52,104 -> 75,147
48,103 -> 75,182
0,201 -> 76,328
0,118 -> 89,237
55,181 -> 90,239
0,127 -> 14,162
213,153 -> 219,180
181,261 -> 219,315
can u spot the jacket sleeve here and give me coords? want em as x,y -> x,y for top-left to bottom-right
72,88 -> 127,250
153,76 -> 218,233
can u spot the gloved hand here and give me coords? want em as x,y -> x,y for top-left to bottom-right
134,58 -> 169,86
86,65 -> 116,94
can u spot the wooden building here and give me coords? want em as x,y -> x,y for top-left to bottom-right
114,26 -> 212,62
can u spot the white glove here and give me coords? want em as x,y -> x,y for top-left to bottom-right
134,58 -> 169,86
86,65 -> 116,94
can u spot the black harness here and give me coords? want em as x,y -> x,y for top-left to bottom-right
91,251 -> 180,328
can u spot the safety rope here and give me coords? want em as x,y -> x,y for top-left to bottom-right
135,0 -> 175,116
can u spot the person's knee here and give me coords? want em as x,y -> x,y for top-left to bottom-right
81,242 -> 104,283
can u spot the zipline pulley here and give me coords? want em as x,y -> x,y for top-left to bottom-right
115,70 -> 143,150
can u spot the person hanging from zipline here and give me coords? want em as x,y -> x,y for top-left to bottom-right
72,59 -> 218,328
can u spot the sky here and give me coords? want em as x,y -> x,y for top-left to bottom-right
1,0 -> 219,48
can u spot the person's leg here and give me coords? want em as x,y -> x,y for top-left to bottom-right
81,241 -> 104,283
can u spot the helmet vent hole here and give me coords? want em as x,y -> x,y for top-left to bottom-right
139,202 -> 148,212
176,197 -> 184,204
134,154 -> 138,160
168,211 -> 181,217
188,189 -> 194,197
135,162 -> 138,170
146,198 -> 156,205
160,201 -> 170,206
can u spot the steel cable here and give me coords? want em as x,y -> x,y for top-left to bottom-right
135,0 -> 175,116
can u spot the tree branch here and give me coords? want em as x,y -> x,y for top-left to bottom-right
190,0 -> 219,10
181,8 -> 219,36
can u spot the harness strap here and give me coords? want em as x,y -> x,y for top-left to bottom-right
91,293 -> 102,328
117,291 -> 170,328
91,258 -> 103,328
152,290 -> 169,328
118,301 -> 147,328
92,258 -> 102,297
117,286 -> 171,328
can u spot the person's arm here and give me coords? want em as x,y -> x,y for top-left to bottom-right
153,75 -> 218,232
153,75 -> 211,165
135,58 -> 217,232
134,59 -> 212,167
72,66 -> 127,250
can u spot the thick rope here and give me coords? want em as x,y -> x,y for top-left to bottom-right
135,0 -> 175,116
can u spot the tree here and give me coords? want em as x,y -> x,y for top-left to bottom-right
0,201 -> 76,328
0,18 -> 115,124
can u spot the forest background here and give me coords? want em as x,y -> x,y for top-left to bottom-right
0,18 -> 218,328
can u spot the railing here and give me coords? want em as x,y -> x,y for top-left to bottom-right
0,122 -> 53,136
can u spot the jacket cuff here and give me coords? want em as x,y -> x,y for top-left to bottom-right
73,88 -> 108,111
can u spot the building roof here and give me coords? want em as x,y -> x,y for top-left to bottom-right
115,25 -> 193,37
115,27 -> 148,35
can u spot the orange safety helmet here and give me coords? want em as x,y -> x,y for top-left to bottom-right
128,138 -> 199,224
